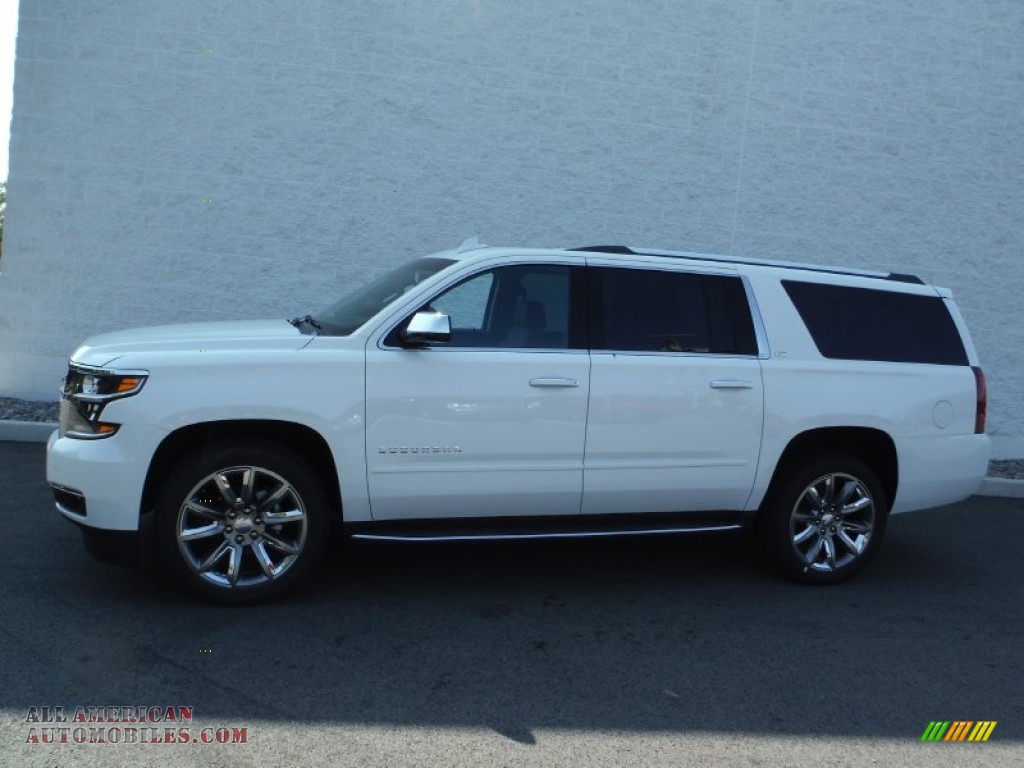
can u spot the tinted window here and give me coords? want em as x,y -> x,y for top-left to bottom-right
783,280 -> 968,365
590,268 -> 757,355
394,264 -> 583,349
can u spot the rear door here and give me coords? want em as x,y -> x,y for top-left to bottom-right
582,261 -> 765,514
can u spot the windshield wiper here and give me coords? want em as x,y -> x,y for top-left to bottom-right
289,314 -> 322,334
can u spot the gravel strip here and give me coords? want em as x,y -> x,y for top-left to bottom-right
2,397 -> 1023,479
0,397 -> 59,423
988,459 -> 1024,479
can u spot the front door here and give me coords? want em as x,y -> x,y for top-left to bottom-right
365,262 -> 590,520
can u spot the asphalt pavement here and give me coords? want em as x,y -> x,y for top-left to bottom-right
1,440 -> 1021,767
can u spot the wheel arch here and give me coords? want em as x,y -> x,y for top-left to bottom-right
141,419 -> 343,523
763,427 -> 898,511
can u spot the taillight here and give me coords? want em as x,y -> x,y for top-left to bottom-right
972,366 -> 986,434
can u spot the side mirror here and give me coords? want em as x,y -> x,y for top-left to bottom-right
400,310 -> 451,346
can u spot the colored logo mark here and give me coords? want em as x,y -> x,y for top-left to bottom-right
921,721 -> 997,742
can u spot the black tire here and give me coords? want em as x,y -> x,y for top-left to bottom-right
757,451 -> 888,585
155,439 -> 331,604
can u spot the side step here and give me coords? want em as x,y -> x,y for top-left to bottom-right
347,512 -> 746,543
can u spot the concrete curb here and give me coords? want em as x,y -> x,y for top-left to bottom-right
0,421 -> 57,443
2,420 -> 1023,499
977,477 -> 1024,499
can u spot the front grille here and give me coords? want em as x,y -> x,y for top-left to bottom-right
51,484 -> 87,517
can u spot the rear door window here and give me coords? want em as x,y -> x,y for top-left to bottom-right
589,267 -> 758,355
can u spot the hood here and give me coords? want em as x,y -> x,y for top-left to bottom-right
70,319 -> 310,367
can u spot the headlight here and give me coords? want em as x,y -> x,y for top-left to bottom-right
60,364 -> 148,439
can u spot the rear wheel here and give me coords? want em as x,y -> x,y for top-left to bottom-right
758,452 -> 888,585
156,440 -> 330,604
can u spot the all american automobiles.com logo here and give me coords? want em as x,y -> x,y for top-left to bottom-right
24,706 -> 248,746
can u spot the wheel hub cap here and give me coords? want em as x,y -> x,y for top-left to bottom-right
176,465 -> 308,589
790,472 -> 876,573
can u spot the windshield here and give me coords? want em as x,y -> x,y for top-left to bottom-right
312,257 -> 455,335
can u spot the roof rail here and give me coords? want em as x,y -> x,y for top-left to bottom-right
570,245 -> 923,285
569,245 -> 636,255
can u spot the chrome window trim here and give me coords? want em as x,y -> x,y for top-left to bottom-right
588,350 -> 760,360
373,260 -> 768,359
740,274 -> 772,360
380,346 -> 587,355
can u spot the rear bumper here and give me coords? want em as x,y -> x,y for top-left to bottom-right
892,433 -> 990,514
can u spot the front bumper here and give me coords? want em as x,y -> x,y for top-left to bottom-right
48,427 -> 162,565
46,428 -> 152,531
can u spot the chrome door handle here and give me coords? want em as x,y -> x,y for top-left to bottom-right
529,377 -> 579,388
710,379 -> 754,389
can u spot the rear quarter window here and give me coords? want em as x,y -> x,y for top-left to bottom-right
782,280 -> 968,366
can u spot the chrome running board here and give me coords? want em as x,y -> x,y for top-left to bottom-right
351,523 -> 743,543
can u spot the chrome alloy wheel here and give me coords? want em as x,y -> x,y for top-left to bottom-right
789,472 -> 875,573
176,465 -> 308,589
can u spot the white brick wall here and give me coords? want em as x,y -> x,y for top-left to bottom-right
2,0 -> 1022,450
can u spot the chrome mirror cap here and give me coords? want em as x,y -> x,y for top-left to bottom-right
401,310 -> 451,345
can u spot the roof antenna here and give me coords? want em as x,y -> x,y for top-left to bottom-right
457,235 -> 487,253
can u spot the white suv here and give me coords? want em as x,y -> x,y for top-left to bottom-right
47,242 -> 990,603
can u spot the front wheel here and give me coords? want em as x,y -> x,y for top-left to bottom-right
757,452 -> 888,585
156,440 -> 330,604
